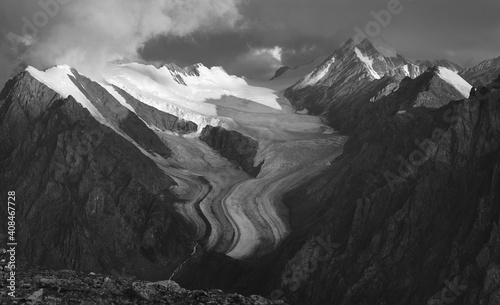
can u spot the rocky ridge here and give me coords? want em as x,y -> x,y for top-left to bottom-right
0,264 -> 283,305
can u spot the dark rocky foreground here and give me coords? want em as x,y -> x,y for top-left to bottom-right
0,264 -> 282,304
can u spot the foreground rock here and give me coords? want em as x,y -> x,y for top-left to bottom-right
0,264 -> 283,304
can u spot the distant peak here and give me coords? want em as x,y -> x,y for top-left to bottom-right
340,37 -> 398,58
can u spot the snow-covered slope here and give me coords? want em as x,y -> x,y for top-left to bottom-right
354,47 -> 381,80
102,63 -> 284,130
26,65 -> 109,125
437,67 -> 472,97
293,56 -> 336,89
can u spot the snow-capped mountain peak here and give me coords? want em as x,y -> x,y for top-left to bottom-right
26,65 -> 109,125
25,62 -> 286,134
292,37 -> 419,91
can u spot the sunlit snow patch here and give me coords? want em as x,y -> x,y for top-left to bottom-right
26,65 -> 109,126
354,47 -> 381,79
437,67 -> 472,98
294,56 -> 336,89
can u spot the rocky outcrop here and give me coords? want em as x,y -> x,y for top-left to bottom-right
0,72 -> 195,280
0,264 -> 283,304
270,67 -> 292,80
233,79 -> 500,305
199,126 -> 264,178
164,63 -> 205,85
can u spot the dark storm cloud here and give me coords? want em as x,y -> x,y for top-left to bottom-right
141,0 -> 500,79
139,32 -> 250,68
0,0 -> 499,83
0,0 -> 243,85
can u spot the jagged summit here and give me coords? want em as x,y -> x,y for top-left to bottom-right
292,37 -> 419,90
24,62 -> 281,132
341,37 -> 398,56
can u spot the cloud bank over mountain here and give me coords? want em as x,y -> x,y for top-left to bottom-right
0,0 -> 500,84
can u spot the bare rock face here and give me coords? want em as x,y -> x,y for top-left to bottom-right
0,72 -> 195,280
199,126 -> 264,178
234,79 -> 500,305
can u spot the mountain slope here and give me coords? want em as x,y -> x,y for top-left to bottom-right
0,61 -> 346,279
0,71 -> 195,279
283,38 -> 420,132
283,39 -> 472,132
460,56 -> 500,87
233,76 -> 500,305
270,56 -> 328,81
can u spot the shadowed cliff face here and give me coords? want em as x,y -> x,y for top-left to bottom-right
199,126 -> 264,178
68,69 -> 172,158
0,72 -> 195,280
234,78 -> 500,305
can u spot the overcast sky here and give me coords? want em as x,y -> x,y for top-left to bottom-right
0,0 -> 499,84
